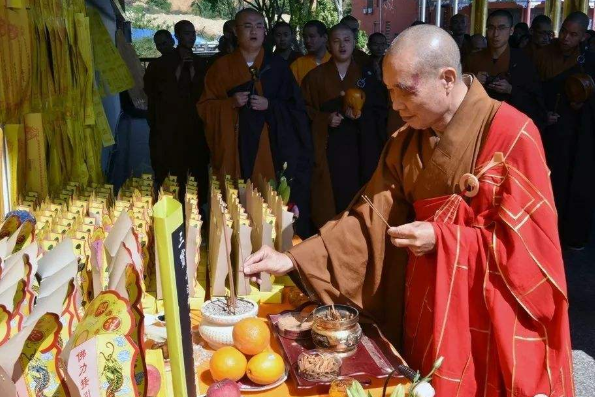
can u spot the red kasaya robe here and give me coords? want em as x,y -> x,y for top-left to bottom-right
405,103 -> 574,397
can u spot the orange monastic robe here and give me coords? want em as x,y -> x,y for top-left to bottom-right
290,51 -> 332,86
197,49 -> 275,180
287,77 -> 573,397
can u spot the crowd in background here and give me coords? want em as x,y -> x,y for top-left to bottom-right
143,10 -> 595,249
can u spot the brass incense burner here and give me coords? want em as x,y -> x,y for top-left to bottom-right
311,304 -> 362,358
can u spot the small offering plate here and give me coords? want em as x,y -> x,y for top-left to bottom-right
269,310 -> 406,389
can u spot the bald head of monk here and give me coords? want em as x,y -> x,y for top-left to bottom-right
559,11 -> 590,54
328,23 -> 355,63
174,20 -> 196,50
383,24 -> 467,133
234,8 -> 266,51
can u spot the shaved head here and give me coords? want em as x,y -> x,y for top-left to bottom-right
235,8 -> 264,24
564,11 -> 589,31
383,24 -> 468,132
329,23 -> 355,39
386,24 -> 462,77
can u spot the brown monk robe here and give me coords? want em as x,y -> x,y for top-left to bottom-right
287,76 -> 495,346
463,10 -> 546,129
533,11 -> 595,248
198,9 -> 313,236
302,24 -> 388,229
143,21 -> 209,203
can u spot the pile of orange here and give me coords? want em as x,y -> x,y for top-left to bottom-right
209,318 -> 285,385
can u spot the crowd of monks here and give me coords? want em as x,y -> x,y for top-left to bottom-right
142,8 -> 594,397
144,9 -> 595,248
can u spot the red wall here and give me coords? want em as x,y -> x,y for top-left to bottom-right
352,0 -> 420,41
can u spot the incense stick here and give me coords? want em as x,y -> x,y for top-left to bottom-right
361,194 -> 391,228
221,210 -> 237,312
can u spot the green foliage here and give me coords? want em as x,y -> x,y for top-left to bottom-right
147,0 -> 171,12
131,36 -> 160,58
126,5 -> 172,30
314,0 -> 340,29
191,0 -> 238,20
356,29 -> 368,50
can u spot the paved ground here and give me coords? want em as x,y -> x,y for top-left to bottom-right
565,238 -> 595,396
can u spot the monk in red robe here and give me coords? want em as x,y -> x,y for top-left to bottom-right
198,9 -> 312,236
244,25 -> 574,397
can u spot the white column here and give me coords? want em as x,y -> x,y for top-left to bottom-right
421,0 -> 427,22
436,0 -> 442,26
453,0 -> 459,16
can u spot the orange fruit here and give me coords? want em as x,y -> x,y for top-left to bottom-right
232,318 -> 271,356
246,352 -> 285,385
209,346 -> 247,382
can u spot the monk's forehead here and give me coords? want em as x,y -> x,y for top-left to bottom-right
330,27 -> 353,39
238,11 -> 264,24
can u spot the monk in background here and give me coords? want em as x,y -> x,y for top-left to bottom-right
143,20 -> 209,204
340,15 -> 370,66
534,11 -> 595,249
525,15 -> 553,63
198,9 -> 313,237
449,14 -> 472,60
272,21 -> 302,64
244,24 -> 574,397
464,10 -> 545,128
290,20 -> 330,86
301,23 -> 388,229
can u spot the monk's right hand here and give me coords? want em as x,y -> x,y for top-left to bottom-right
328,112 -> 344,127
243,245 -> 295,283
232,91 -> 250,108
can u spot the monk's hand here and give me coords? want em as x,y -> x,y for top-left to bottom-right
477,71 -> 488,85
250,95 -> 269,111
232,91 -> 250,108
243,245 -> 294,283
328,112 -> 344,127
344,107 -> 360,120
546,111 -> 560,126
387,221 -> 436,256
488,79 -> 512,94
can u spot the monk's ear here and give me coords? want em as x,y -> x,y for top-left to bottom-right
441,67 -> 457,91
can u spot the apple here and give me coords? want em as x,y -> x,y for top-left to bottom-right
206,379 -> 241,397
146,365 -> 162,397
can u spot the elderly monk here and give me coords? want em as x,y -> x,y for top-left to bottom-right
301,23 -> 388,229
525,15 -> 553,63
464,10 -> 545,129
534,11 -> 595,249
244,24 -> 574,397
198,8 -> 312,236
143,20 -> 209,203
290,20 -> 330,86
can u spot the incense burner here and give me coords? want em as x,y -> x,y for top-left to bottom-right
311,305 -> 362,358
199,298 -> 258,349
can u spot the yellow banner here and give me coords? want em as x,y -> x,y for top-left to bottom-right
24,112 -> 48,198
